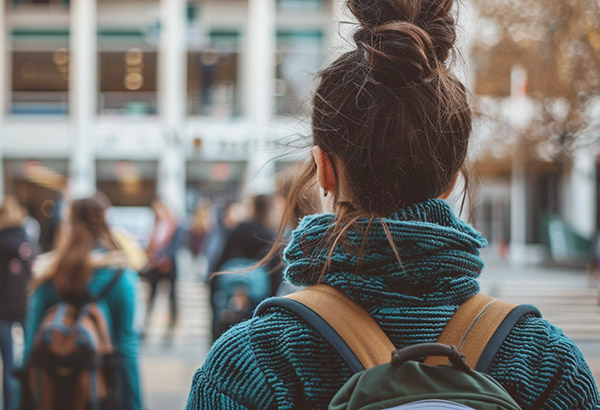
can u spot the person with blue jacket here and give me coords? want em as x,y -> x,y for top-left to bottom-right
185,0 -> 600,408
24,193 -> 142,410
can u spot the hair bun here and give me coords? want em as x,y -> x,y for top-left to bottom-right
348,0 -> 457,85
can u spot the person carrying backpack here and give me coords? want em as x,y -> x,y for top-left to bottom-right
185,0 -> 600,408
210,195 -> 279,341
22,193 -> 142,410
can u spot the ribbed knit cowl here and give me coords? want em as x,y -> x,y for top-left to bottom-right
284,198 -> 487,308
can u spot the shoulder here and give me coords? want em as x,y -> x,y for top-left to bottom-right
491,315 -> 600,409
91,267 -> 139,296
191,305 -> 350,409
31,280 -> 58,300
189,318 -> 275,409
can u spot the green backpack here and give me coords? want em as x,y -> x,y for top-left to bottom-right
256,284 -> 541,410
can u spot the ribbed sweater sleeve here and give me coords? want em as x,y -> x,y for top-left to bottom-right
185,319 -> 276,410
490,316 -> 600,410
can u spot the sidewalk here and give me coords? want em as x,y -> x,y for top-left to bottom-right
480,250 -> 600,384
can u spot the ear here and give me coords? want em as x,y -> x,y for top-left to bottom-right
312,146 -> 336,194
439,172 -> 460,200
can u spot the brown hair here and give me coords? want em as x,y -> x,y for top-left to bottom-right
266,0 -> 472,277
38,193 -> 118,296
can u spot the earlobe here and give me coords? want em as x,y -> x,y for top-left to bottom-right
312,146 -> 336,194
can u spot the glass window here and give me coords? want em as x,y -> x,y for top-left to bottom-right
11,0 -> 69,6
275,30 -> 324,117
276,0 -> 323,11
187,30 -> 241,117
11,49 -> 69,115
98,29 -> 158,116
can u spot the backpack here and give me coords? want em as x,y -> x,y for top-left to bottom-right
23,269 -> 124,410
255,284 -> 542,410
212,258 -> 271,339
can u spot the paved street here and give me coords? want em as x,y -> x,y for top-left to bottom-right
140,252 -> 600,408
479,253 -> 600,383
140,271 -> 211,410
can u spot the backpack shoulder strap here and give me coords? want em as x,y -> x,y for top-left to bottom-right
92,268 -> 125,302
255,286 -> 541,375
425,293 -> 541,372
255,284 -> 395,372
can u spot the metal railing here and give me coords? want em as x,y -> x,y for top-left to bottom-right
10,91 -> 69,115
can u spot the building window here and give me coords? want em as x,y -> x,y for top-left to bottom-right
11,0 -> 69,6
276,0 -> 323,11
11,49 -> 69,115
276,30 -> 324,117
187,30 -> 241,118
98,30 -> 158,116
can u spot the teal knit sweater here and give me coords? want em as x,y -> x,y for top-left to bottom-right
186,199 -> 600,409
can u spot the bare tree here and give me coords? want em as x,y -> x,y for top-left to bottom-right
470,0 -> 600,162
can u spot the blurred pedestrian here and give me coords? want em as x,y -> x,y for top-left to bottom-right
23,193 -> 142,410
186,0 -> 600,408
210,195 -> 279,340
187,200 -> 213,280
204,200 -> 245,277
144,199 -> 183,341
0,196 -> 34,410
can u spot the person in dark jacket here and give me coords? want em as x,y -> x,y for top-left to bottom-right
0,196 -> 34,410
210,195 -> 280,340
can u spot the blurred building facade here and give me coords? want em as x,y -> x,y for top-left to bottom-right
0,0 -> 342,217
0,0 -> 598,263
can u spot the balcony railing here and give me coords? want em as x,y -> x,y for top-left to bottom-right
11,91 -> 68,115
98,92 -> 157,116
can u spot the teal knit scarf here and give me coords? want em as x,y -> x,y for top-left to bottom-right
283,199 -> 487,308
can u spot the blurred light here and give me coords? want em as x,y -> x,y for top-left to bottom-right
125,49 -> 144,91
115,162 -> 143,195
126,48 -> 143,66
125,72 -> 144,90
211,163 -> 232,181
41,200 -> 56,218
200,50 -> 219,67
53,48 -> 69,66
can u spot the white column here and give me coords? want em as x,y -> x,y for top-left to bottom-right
0,0 -> 7,201
456,0 -> 476,90
69,0 -> 97,199
510,154 -> 528,262
508,65 -> 530,263
567,148 -> 597,239
158,0 -> 187,216
243,0 -> 276,196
